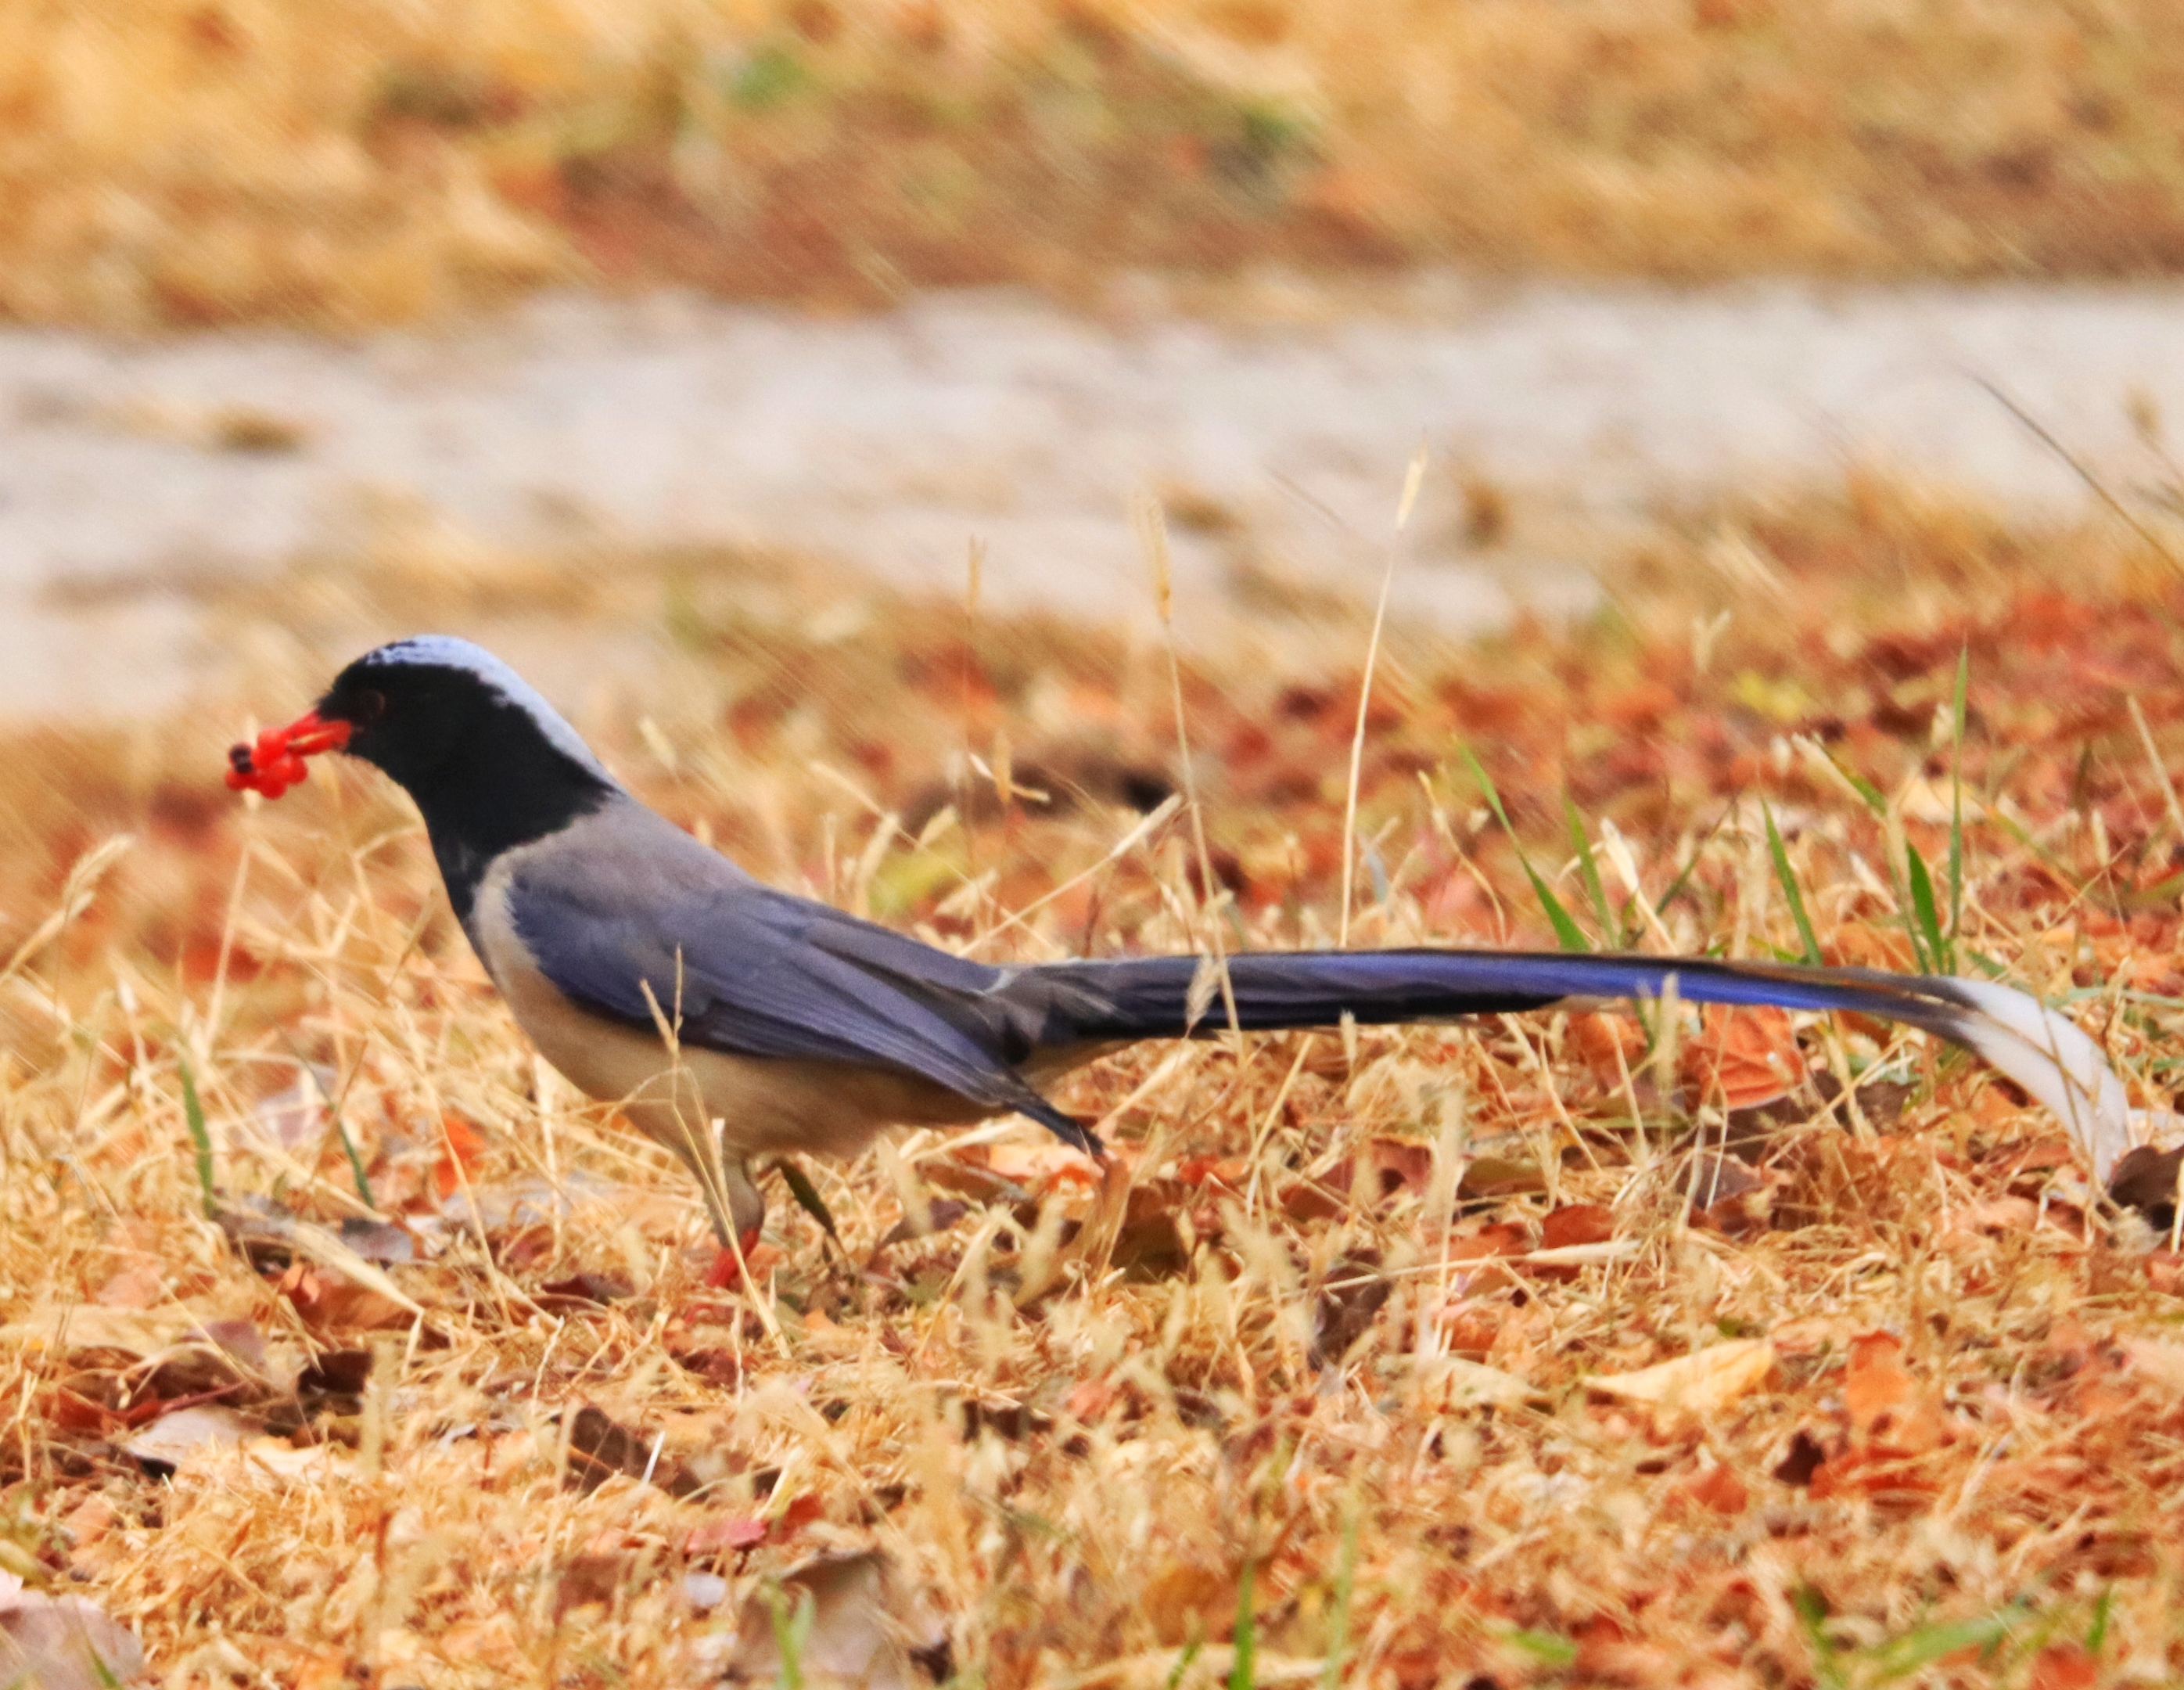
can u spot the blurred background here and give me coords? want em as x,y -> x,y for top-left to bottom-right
7,0 -> 2184,719
13,12 -> 2184,1674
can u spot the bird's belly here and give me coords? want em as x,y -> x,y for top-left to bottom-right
684,1053 -> 997,1157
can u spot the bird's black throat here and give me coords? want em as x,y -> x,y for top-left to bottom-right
319,658 -> 618,923
405,734 -> 614,924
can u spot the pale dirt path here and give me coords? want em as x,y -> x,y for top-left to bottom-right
3,278 -> 2180,717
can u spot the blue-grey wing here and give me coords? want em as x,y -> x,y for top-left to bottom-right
499,824 -> 1083,1138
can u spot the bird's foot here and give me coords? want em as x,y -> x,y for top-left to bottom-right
705,1228 -> 766,1289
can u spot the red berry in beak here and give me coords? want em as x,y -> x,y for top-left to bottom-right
224,710 -> 351,799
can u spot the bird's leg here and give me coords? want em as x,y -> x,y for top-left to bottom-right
636,1081 -> 769,1283
703,1145 -> 768,1289
704,1229 -> 764,1289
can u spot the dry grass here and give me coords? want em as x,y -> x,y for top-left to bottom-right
6,476 -> 2184,1685
9,0 -> 2184,326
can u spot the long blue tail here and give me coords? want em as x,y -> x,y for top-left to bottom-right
1000,948 -> 2134,1178
1022,949 -> 1975,1037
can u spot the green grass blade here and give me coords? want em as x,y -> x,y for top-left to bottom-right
1949,645 -> 1968,953
1793,1587 -> 1848,1690
1987,806 -> 2078,886
178,1057 -> 217,1219
1762,797 -> 1823,965
1821,744 -> 1891,817
1653,791 -> 1741,916
1504,1631 -> 1577,1667
766,1585 -> 814,1690
774,1156 -> 842,1244
1862,1608 -> 2018,1679
1318,1495 -> 1359,1690
1164,1640 -> 1205,1690
333,1114 -> 375,1211
1521,854 -> 1591,954
1906,840 -> 1948,973
1227,1547 -> 1256,1690
2087,1587 -> 2113,1651
2128,868 -> 2184,908
1564,793 -> 1619,946
1459,745 -> 1590,951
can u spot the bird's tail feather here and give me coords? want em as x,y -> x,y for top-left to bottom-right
1013,949 -> 2137,1179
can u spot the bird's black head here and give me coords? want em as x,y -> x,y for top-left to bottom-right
313,638 -> 618,793
228,636 -> 621,920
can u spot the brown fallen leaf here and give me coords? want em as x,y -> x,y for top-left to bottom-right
210,402 -> 311,454
1109,1185 -> 1195,1278
1278,1175 -> 1345,1224
1679,1152 -> 1766,1210
564,1404 -> 699,1498
238,1438 -> 350,1481
1444,1221 -> 1530,1264
1806,1332 -> 1954,1513
1573,1616 -> 1683,1686
1281,1139 -> 1435,1222
687,1516 -> 769,1556
2025,1642 -> 2100,1690
2003,1137 -> 2083,1182
1172,1155 -> 1248,1191
1539,1203 -> 1615,1250
2,1307 -> 191,1360
1681,1004 -> 1806,1110
122,1404 -> 256,1469
876,1199 -> 970,1248
1431,1304 -> 1502,1359
1356,1136 -> 1434,1199
1843,1332 -> 1913,1429
276,1266 -> 415,1332
1013,1156 -> 1130,1306
1413,1357 -> 1543,1411
1588,1339 -> 1777,1419
555,1552 -> 646,1622
1942,1197 -> 2041,1246
2121,1337 -> 2184,1397
1772,1429 -> 1829,1487
921,1153 -> 1033,1208
1676,1462 -> 1749,1516
986,1142 -> 1101,1192
216,1636 -> 353,1690
57,1495 -> 116,1575
1456,1154 -> 1550,1197
1841,1332 -> 1945,1449
426,1616 -> 526,1678
88,1264 -> 164,1310
296,1349 -> 373,1401
138,1319 -> 275,1406
725,1550 -> 942,1690
0,1572 -> 144,1690
1568,1012 -> 1645,1091
1309,1258 -> 1392,1368
1686,1154 -> 1779,1237
433,1112 -> 490,1199
2107,1142 -> 2184,1229
293,1649 -> 350,1690
1808,1445 -> 1945,1515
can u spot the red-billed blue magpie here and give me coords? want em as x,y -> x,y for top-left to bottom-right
228,636 -> 2140,1254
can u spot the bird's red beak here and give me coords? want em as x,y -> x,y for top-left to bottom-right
225,710 -> 350,799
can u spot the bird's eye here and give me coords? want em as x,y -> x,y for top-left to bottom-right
353,688 -> 387,725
